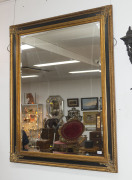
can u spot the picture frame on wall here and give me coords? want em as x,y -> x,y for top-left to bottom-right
81,97 -> 98,111
67,98 -> 79,107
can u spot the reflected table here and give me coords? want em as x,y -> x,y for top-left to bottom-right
78,146 -> 100,155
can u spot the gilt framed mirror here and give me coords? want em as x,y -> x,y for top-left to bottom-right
46,96 -> 64,119
10,5 -> 117,172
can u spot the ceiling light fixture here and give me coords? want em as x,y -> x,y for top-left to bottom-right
69,69 -> 101,73
21,44 -> 35,50
34,60 -> 80,67
21,75 -> 39,78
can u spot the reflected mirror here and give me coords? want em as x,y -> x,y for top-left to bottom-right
46,96 -> 64,119
10,5 -> 117,172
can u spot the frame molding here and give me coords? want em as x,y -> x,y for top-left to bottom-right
10,5 -> 117,172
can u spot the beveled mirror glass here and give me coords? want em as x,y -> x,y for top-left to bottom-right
10,5 -> 117,172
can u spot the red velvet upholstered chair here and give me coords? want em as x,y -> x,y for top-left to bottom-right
60,119 -> 84,142
53,118 -> 84,153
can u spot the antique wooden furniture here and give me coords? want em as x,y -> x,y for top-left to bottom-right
36,128 -> 60,152
36,139 -> 51,152
59,119 -> 84,142
79,146 -> 99,155
36,126 -> 60,152
53,118 -> 85,153
90,131 -> 103,150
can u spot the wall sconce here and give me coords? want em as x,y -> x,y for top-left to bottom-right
121,27 -> 132,64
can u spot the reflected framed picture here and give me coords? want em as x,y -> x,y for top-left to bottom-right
83,111 -> 102,129
24,93 -> 36,104
81,97 -> 98,111
83,112 -> 97,125
67,98 -> 79,107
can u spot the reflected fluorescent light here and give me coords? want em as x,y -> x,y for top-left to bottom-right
96,22 -> 100,29
69,69 -> 101,74
22,75 -> 39,78
34,60 -> 80,67
21,44 -> 35,50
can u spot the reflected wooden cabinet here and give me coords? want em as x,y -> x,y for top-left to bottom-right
90,131 -> 103,150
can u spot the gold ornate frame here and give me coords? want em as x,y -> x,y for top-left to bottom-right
10,5 -> 118,172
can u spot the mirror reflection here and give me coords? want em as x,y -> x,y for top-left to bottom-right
46,96 -> 64,118
20,21 -> 103,156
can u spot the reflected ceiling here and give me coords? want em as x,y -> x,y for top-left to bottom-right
21,22 -> 101,83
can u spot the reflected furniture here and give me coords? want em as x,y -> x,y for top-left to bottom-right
78,146 -> 99,155
36,139 -> 51,152
53,118 -> 85,153
59,119 -> 84,142
44,118 -> 60,129
37,125 -> 60,152
36,118 -> 60,152
90,131 -> 103,151
65,107 -> 82,121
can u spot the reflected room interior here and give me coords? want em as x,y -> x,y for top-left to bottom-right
20,21 -> 103,156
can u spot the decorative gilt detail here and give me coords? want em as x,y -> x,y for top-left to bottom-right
10,26 -> 19,35
100,154 -> 117,173
10,148 -> 24,162
10,152 -> 19,162
101,6 -> 111,24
